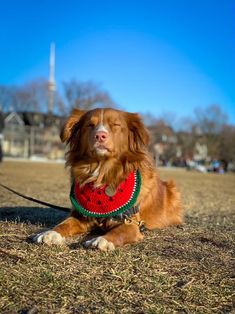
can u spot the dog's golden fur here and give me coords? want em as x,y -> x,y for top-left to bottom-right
43,108 -> 183,249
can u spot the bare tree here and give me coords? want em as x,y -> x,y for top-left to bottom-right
219,124 -> 235,162
0,78 -> 67,114
0,79 -> 50,113
159,111 -> 178,131
0,79 -> 117,115
177,116 -> 196,133
177,131 -> 196,158
63,80 -> 117,112
141,112 -> 159,127
194,104 -> 227,134
193,105 -> 228,158
14,79 -> 49,112
0,85 -> 16,112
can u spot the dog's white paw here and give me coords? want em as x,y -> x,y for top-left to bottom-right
84,236 -> 115,251
33,230 -> 64,245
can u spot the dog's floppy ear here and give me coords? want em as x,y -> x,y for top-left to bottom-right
126,112 -> 150,151
60,109 -> 86,142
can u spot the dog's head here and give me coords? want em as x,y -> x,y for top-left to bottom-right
61,108 -> 150,161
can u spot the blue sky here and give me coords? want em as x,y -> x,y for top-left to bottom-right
0,0 -> 234,124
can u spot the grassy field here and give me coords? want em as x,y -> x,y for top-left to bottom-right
0,161 -> 234,314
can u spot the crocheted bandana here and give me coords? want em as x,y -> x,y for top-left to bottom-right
70,171 -> 141,218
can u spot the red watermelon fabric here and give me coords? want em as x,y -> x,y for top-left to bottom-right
70,171 -> 141,218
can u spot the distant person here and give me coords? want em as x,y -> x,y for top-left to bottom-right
220,159 -> 228,172
212,159 -> 220,172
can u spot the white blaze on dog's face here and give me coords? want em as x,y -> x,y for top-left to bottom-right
87,109 -> 129,157
92,123 -> 109,156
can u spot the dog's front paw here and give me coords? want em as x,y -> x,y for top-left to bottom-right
33,230 -> 65,245
84,236 -> 115,251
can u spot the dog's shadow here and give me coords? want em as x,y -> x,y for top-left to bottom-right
0,206 -> 104,247
0,206 -> 68,228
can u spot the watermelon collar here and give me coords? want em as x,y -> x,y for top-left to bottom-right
70,171 -> 141,218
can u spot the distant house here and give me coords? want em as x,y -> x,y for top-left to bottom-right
3,111 -> 66,159
194,141 -> 208,162
149,122 -> 178,165
3,111 -> 27,157
149,123 -> 209,167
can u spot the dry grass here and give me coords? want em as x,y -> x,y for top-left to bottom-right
0,161 -> 234,314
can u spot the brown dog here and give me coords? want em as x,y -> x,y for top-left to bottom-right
34,108 -> 183,250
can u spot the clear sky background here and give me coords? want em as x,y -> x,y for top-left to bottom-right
0,0 -> 234,124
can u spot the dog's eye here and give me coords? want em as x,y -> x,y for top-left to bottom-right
87,123 -> 95,128
113,123 -> 121,127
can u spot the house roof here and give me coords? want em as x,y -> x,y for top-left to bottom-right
4,112 -> 24,126
4,111 -> 65,128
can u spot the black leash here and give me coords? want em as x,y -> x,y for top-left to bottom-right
0,182 -> 147,232
0,182 -> 71,213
